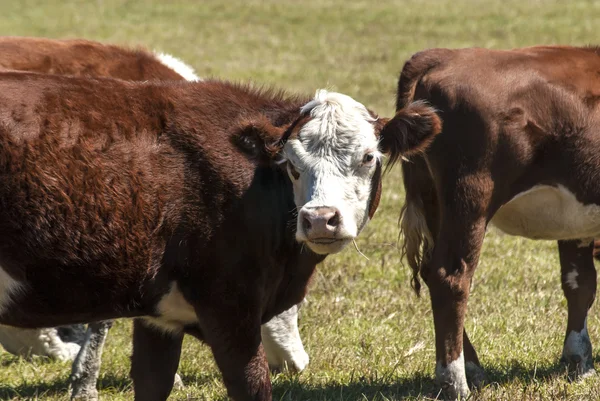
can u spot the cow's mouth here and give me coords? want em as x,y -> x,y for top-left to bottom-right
309,238 -> 341,245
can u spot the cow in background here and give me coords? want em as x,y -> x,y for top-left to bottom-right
390,46 -> 600,399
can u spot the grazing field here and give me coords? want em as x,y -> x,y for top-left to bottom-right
1,0 -> 600,400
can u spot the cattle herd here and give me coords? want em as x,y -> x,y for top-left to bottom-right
0,37 -> 597,401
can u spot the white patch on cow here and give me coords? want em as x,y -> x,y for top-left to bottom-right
284,90 -> 380,255
142,283 -> 198,334
435,351 -> 469,398
563,319 -> 595,377
0,326 -> 80,361
566,268 -> 580,290
154,52 -> 201,82
261,305 -> 309,372
491,185 -> 600,240
0,266 -> 23,315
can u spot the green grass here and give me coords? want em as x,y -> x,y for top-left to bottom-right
0,0 -> 600,399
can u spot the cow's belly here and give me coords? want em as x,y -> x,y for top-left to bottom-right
491,185 -> 600,240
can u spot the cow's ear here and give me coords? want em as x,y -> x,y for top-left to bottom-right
373,117 -> 390,136
379,101 -> 442,170
232,116 -> 286,161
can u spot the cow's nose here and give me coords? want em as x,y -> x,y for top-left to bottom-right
300,207 -> 341,239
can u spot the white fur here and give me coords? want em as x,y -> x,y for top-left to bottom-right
0,265 -> 23,315
261,305 -> 308,372
142,283 -> 198,333
0,326 -> 80,361
284,90 -> 380,254
154,52 -> 201,82
566,268 -> 580,290
435,351 -> 469,399
491,185 -> 600,240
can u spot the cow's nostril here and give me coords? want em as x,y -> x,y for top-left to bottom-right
303,216 -> 312,232
327,211 -> 341,228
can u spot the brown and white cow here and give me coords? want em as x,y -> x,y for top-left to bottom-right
0,71 -> 439,400
0,37 -> 317,400
384,46 -> 600,399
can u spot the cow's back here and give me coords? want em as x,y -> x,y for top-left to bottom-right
0,37 -> 187,81
401,46 -> 600,113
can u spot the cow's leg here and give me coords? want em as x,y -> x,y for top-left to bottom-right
425,212 -> 487,400
131,320 -> 184,401
261,303 -> 309,372
70,320 -> 113,401
463,329 -> 486,388
199,308 -> 270,401
558,239 -> 596,378
0,326 -> 81,361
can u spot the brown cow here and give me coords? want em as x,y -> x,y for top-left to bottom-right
0,71 -> 440,400
0,36 -> 199,81
0,37 -> 320,400
384,46 -> 600,399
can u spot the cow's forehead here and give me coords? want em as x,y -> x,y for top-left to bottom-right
284,90 -> 379,163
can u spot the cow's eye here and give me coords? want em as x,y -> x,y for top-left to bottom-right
287,163 -> 300,180
362,153 -> 376,166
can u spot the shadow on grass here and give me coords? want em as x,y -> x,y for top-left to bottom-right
272,354 -> 600,400
271,372 -> 439,401
0,374 -> 131,400
478,353 -> 600,385
0,355 -> 597,400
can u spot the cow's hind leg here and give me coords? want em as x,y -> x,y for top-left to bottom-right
558,239 -> 596,378
131,320 -> 184,401
425,191 -> 488,399
463,329 -> 486,388
70,320 -> 113,400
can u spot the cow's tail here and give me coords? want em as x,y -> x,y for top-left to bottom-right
392,49 -> 450,295
399,158 -> 436,296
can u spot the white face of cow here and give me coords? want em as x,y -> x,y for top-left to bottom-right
282,90 -> 382,255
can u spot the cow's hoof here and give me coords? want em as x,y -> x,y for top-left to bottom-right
70,386 -> 98,401
269,348 -> 309,373
436,354 -> 469,400
465,361 -> 486,389
562,326 -> 595,379
560,354 -> 596,380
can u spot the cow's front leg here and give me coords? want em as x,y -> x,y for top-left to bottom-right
70,320 -> 113,400
199,305 -> 270,401
261,303 -> 308,372
558,239 -> 596,378
425,216 -> 486,400
131,319 -> 184,401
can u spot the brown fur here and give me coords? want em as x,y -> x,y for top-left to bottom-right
0,71 -> 394,401
394,45 -> 600,397
0,36 -> 185,80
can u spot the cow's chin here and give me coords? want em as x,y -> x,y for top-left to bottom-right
303,238 -> 352,255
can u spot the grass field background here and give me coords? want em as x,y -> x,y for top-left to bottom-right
0,0 -> 599,400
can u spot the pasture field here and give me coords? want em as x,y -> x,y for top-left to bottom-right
0,0 -> 599,399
